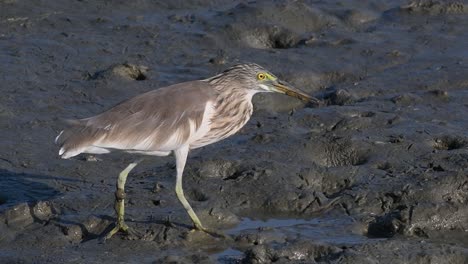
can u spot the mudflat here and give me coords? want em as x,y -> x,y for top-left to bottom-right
1,0 -> 467,263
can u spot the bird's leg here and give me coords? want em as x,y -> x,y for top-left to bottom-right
104,159 -> 142,240
173,146 -> 227,239
174,146 -> 205,230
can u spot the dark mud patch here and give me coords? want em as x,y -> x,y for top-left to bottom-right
187,188 -> 210,202
402,1 -> 467,15
305,136 -> 370,167
427,89 -> 450,99
367,211 -> 406,238
433,135 -> 467,150
244,241 -> 342,263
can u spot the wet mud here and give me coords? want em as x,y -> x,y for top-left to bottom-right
1,0 -> 468,263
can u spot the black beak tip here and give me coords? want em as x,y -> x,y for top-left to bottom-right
306,96 -> 323,107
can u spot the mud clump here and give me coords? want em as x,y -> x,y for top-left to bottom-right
367,211 -> 406,238
336,9 -> 379,27
239,26 -> 301,49
191,159 -> 240,179
324,89 -> 355,106
244,241 -> 342,263
428,89 -> 449,99
3,201 -> 55,229
4,203 -> 34,228
391,93 -> 422,105
113,64 -> 148,81
188,189 -> 209,202
87,63 -> 148,81
31,201 -> 55,222
61,224 -> 84,243
402,1 -> 466,15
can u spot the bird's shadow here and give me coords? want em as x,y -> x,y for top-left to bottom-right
0,168 -> 196,242
0,168 -> 70,211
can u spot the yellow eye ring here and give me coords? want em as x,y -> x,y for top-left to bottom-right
257,73 -> 266,80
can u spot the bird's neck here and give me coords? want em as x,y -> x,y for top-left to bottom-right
204,88 -> 255,141
216,88 -> 257,106
211,87 -> 255,127
204,77 -> 258,112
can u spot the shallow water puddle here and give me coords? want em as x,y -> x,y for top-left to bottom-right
227,216 -> 373,245
208,216 -> 378,262
227,218 -> 315,234
212,247 -> 244,263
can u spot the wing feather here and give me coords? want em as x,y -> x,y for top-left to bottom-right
56,80 -> 217,158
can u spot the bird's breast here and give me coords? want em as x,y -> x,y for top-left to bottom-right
189,92 -> 254,149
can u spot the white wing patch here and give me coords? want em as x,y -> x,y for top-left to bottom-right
133,134 -> 158,150
187,101 -> 215,149
157,101 -> 215,151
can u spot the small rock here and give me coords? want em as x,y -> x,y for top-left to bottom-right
84,155 -> 101,162
5,203 -> 34,228
152,182 -> 164,193
152,199 -> 166,207
62,224 -> 83,242
251,133 -> 273,144
325,89 -> 354,105
367,211 -> 405,238
428,89 -> 449,99
391,93 -> 421,105
244,245 -> 271,264
32,201 -> 53,222
209,50 -> 227,65
83,215 -> 109,236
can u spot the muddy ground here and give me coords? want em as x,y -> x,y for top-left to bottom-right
1,0 -> 468,263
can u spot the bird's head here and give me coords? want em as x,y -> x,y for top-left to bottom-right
218,63 -> 320,104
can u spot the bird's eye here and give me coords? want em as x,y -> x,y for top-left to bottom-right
257,73 -> 266,80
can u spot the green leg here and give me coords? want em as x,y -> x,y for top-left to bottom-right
104,159 -> 142,240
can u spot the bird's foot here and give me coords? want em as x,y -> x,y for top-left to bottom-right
190,224 -> 229,239
101,221 -> 141,242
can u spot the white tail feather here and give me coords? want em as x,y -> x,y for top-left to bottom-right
55,130 -> 64,144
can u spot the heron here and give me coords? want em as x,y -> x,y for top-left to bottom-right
55,63 -> 319,239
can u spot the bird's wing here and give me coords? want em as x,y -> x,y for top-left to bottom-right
56,80 -> 218,158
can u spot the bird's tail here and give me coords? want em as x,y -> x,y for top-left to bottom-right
55,119 -> 100,159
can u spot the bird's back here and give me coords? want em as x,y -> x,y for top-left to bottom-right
56,80 -> 218,159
